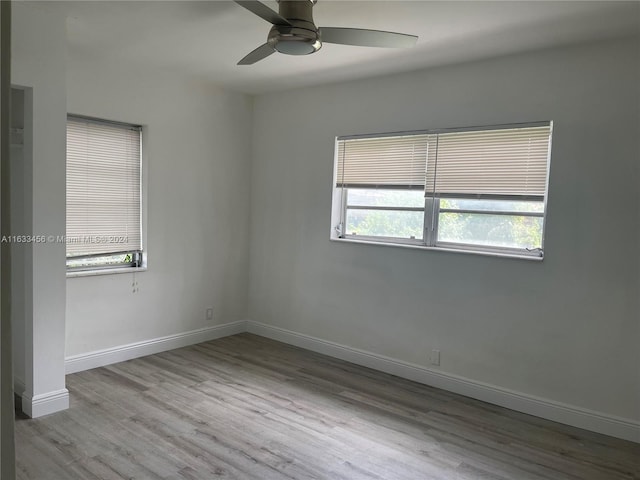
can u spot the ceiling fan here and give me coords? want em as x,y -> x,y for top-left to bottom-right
234,0 -> 418,65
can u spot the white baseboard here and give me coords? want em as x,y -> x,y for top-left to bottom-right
21,388 -> 70,418
247,320 -> 640,443
65,320 -> 247,374
60,318 -> 640,443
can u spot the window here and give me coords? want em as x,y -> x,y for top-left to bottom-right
66,115 -> 143,271
332,122 -> 552,258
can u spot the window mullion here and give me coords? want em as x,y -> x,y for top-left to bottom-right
424,196 -> 438,247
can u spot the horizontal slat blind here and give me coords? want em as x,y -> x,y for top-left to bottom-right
66,117 -> 141,257
336,134 -> 431,189
426,125 -> 551,196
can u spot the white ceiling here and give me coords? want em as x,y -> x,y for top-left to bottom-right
40,0 -> 640,94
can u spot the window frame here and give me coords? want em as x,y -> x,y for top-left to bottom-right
332,122 -> 552,260
65,114 -> 145,274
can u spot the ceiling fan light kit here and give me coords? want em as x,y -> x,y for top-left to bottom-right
235,0 -> 418,65
269,27 -> 322,55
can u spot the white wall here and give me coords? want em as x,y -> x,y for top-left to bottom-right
65,55 -> 253,356
11,2 -> 68,417
10,88 -> 25,392
249,37 -> 640,424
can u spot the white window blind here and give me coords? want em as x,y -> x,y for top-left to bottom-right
425,125 -> 551,197
336,134 -> 432,189
66,116 -> 142,258
336,125 -> 551,196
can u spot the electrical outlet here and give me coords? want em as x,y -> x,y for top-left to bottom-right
430,349 -> 441,366
206,308 -> 213,320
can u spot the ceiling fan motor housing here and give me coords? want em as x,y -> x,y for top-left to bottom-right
269,0 -> 321,55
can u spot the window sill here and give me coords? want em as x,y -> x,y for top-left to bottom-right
66,266 -> 147,278
330,237 -> 543,261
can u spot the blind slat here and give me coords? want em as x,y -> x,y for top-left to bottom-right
66,117 -> 142,257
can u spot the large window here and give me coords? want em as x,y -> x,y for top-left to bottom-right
332,123 -> 552,258
66,115 -> 143,271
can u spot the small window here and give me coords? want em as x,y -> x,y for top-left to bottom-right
332,123 -> 552,258
66,115 -> 143,271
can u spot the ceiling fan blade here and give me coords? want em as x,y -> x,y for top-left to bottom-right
234,1 -> 291,26
238,43 -> 276,65
320,27 -> 417,48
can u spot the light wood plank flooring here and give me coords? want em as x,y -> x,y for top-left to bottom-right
15,333 -> 640,479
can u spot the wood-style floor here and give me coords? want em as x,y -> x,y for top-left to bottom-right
15,333 -> 640,480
